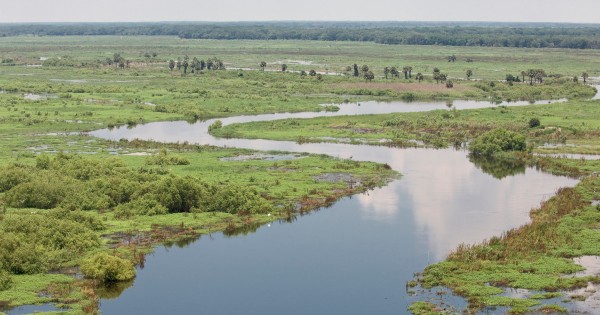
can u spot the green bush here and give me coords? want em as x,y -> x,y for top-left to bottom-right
113,198 -> 168,218
4,174 -> 75,209
0,164 -> 32,192
469,129 -> 526,158
529,118 -> 541,128
80,253 -> 135,282
0,269 -> 12,291
0,213 -> 101,274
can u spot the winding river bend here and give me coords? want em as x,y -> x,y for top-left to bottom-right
91,98 -> 580,314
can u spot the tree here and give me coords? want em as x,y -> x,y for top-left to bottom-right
300,70 -> 307,77
402,66 -> 410,79
383,67 -> 390,79
259,61 -> 267,71
527,69 -> 536,85
200,60 -> 206,70
309,69 -> 317,76
353,64 -> 359,77
168,60 -> 175,71
390,67 -> 399,79
176,59 -> 181,71
112,53 -> 122,66
448,55 -> 457,62
345,66 -> 352,75
364,70 -> 375,82
466,69 -> 473,80
415,73 -> 424,83
439,73 -> 448,83
192,57 -> 200,73
407,66 -> 413,78
206,59 -> 214,70
433,68 -> 442,84
182,59 -> 189,74
582,72 -> 589,83
521,71 -> 527,83
281,64 -> 288,72
361,65 -> 369,74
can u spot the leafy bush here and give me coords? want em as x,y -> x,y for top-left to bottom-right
200,184 -> 272,215
80,253 -> 135,282
0,164 -> 32,192
0,269 -> 12,291
4,173 -> 76,209
208,119 -> 223,131
114,198 -> 168,218
469,129 -> 526,158
529,118 -> 541,128
145,149 -> 190,166
0,213 -> 101,274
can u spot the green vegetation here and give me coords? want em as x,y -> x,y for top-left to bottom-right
0,35 -> 599,314
80,253 -> 136,282
2,22 -> 600,49
468,129 -> 526,158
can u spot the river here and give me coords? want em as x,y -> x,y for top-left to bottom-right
90,98 -> 582,314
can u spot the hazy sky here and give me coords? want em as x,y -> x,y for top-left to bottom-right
1,0 -> 599,24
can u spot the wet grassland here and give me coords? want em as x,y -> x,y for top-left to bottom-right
0,36 -> 599,314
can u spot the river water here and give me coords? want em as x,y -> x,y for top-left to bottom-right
91,98 -> 580,314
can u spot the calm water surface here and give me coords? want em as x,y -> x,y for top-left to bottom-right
92,99 -> 579,314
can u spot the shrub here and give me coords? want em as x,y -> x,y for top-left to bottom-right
0,164 -> 32,192
0,269 -> 12,291
469,129 -> 526,158
529,118 -> 541,128
4,174 -> 75,209
208,120 -> 222,132
80,253 -> 135,282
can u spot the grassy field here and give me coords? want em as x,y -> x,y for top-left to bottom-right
2,36 -> 600,80
213,93 -> 600,154
1,36 -> 600,314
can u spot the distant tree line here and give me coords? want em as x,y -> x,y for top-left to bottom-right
2,22 -> 600,49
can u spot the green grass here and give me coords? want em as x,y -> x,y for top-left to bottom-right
1,36 -> 600,314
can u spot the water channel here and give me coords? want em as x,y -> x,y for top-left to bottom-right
89,98 -> 584,314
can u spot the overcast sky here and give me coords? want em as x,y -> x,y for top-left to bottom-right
1,0 -> 599,24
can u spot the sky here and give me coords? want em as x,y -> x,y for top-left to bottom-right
1,0 -> 599,24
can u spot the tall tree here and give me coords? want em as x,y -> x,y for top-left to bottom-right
466,69 -> 473,80
527,69 -> 536,85
168,60 -> 175,71
364,70 -> 375,82
390,67 -> 399,79
402,66 -> 410,79
281,64 -> 288,72
361,65 -> 369,74
353,64 -> 359,77
182,59 -> 189,74
260,61 -> 267,71
582,72 -> 589,83
415,73 -> 424,83
407,66 -> 413,78
112,53 -> 122,67
521,71 -> 527,83
433,68 -> 441,83
383,67 -> 390,79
